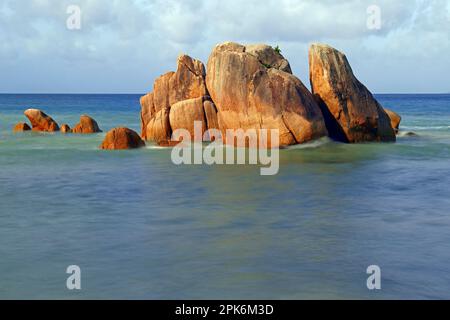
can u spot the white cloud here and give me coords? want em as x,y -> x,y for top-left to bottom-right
0,0 -> 448,93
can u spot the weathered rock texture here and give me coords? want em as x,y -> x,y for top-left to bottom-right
100,127 -> 145,150
140,54 -> 208,140
72,115 -> 102,134
245,44 -> 292,73
145,107 -> 172,142
24,109 -> 59,132
309,43 -> 395,143
13,122 -> 31,132
206,42 -> 328,146
384,108 -> 401,134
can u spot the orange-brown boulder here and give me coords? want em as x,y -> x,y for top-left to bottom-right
72,115 -> 102,134
309,43 -> 395,143
140,54 -> 208,139
100,127 -> 145,150
24,109 -> 59,132
384,108 -> 402,134
206,42 -> 328,146
60,124 -> 71,133
13,122 -> 31,132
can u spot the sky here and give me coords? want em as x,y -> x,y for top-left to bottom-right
0,0 -> 449,94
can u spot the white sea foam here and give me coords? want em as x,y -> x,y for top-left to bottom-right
285,137 -> 332,150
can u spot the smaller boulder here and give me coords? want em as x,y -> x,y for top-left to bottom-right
72,115 -> 102,134
100,127 -> 145,150
13,122 -> 31,132
24,109 -> 59,132
60,124 -> 72,133
384,108 -> 402,134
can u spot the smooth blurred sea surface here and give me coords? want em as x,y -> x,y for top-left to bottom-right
0,94 -> 449,299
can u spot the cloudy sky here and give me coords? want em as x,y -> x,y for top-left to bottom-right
0,0 -> 449,93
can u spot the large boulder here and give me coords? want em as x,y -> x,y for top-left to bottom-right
13,122 -> 31,132
72,115 -> 102,134
206,42 -> 328,146
309,43 -> 395,143
384,108 -> 401,134
140,54 -> 208,139
100,127 -> 145,150
24,109 -> 59,132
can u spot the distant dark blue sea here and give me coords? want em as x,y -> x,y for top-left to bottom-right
1,94 -> 449,299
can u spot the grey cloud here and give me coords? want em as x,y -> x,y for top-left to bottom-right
0,0 -> 448,93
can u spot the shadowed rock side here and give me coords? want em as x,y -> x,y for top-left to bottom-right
309,43 -> 395,143
72,115 -> 102,134
60,124 -> 72,133
100,127 -> 145,150
206,42 -> 328,146
24,109 -> 59,132
384,108 -> 402,134
140,54 -> 209,141
13,122 -> 31,132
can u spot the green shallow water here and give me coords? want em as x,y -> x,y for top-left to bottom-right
1,94 -> 450,299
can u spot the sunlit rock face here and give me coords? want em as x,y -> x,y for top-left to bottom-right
24,109 -> 59,132
140,55 -> 208,141
309,43 -> 395,143
206,42 -> 328,147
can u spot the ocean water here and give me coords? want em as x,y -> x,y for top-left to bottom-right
0,94 -> 449,299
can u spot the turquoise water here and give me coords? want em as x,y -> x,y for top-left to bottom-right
1,94 -> 450,299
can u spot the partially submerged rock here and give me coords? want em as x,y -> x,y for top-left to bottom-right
139,41 -> 401,147
13,122 -> 31,132
309,43 -> 395,143
60,124 -> 72,133
72,115 -> 102,134
384,108 -> 402,134
100,127 -> 145,150
402,131 -> 418,137
206,42 -> 328,146
24,109 -> 59,132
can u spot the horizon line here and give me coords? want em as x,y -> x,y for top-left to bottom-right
0,92 -> 449,95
